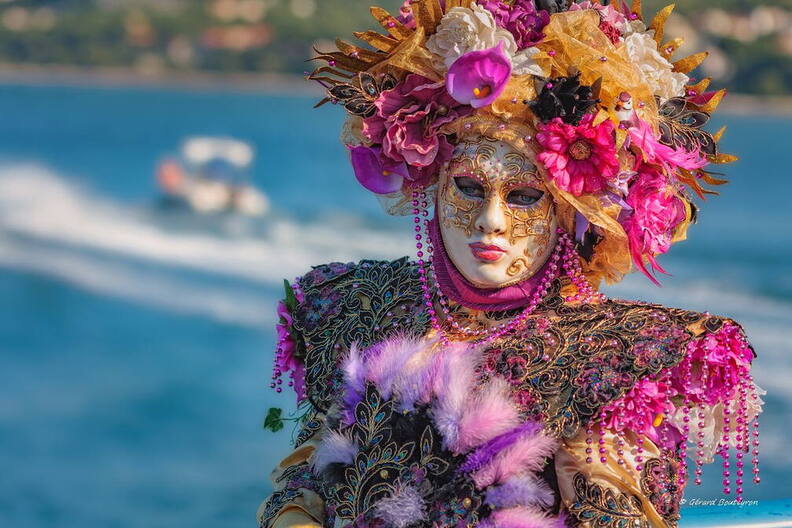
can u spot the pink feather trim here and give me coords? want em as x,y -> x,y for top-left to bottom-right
480,506 -> 565,528
452,377 -> 521,453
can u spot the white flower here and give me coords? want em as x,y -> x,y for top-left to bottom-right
426,5 -> 518,70
624,31 -> 689,101
622,18 -> 647,37
512,46 -> 544,76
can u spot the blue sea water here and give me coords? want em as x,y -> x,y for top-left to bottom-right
0,83 -> 790,527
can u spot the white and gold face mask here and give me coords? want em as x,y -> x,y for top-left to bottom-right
437,136 -> 559,289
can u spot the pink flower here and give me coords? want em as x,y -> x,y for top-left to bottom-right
397,0 -> 416,29
568,1 -> 629,33
602,379 -> 674,439
598,20 -> 622,45
363,74 -> 471,175
275,285 -> 307,402
536,114 -> 620,196
669,324 -> 754,406
478,0 -> 550,49
447,42 -> 512,109
621,168 -> 686,284
628,118 -> 708,173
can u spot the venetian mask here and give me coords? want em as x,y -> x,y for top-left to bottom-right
437,136 -> 559,289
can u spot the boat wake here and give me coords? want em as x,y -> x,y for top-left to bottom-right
0,163 -> 789,371
0,163 -> 411,326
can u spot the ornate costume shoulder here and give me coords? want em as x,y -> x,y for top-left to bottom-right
487,296 -> 756,439
288,257 -> 429,412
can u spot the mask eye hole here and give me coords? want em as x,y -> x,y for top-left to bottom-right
453,176 -> 485,199
506,187 -> 544,207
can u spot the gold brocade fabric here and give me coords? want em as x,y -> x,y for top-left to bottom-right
257,418 -> 327,528
557,429 -> 683,528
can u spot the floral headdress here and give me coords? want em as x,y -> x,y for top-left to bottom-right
310,0 -> 736,286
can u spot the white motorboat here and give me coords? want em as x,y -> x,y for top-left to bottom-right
157,137 -> 269,216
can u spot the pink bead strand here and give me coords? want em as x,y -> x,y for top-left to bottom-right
735,371 -> 749,503
598,410 -> 609,464
749,374 -> 761,486
585,427 -> 595,464
693,360 -> 709,486
721,412 -> 732,495
679,357 -> 692,486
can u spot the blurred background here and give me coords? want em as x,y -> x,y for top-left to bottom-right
0,0 -> 789,527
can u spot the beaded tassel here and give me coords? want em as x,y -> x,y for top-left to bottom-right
721,393 -> 733,495
598,410 -> 608,465
678,357 -> 692,486
635,435 -> 645,473
584,427 -> 594,464
735,372 -> 748,502
693,360 -> 709,486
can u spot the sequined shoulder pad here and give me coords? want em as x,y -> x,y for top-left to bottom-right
293,258 -> 428,412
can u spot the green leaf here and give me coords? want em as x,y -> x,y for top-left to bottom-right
263,407 -> 284,432
283,279 -> 298,313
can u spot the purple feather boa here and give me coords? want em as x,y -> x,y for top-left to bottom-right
459,421 -> 542,474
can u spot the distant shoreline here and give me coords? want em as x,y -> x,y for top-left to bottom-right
0,64 -> 791,116
0,64 -> 323,95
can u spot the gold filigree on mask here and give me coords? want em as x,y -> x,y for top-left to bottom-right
439,155 -> 482,237
505,205 -> 554,278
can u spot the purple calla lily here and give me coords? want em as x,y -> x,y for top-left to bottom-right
447,41 -> 512,109
349,145 -> 408,194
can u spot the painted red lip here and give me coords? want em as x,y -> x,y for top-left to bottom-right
469,242 -> 506,262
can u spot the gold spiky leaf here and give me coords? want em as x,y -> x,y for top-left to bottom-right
616,127 -> 629,151
353,30 -> 400,53
650,4 -> 675,45
631,0 -> 643,20
698,89 -> 727,114
660,37 -> 684,60
370,6 -> 413,40
713,125 -> 727,143
700,172 -> 729,185
412,0 -> 444,34
593,108 -> 611,127
316,49 -> 374,74
309,67 -> 355,80
686,77 -> 712,95
445,0 -> 473,10
380,27 -> 443,82
673,51 -> 708,74
677,169 -> 718,198
335,39 -> 382,63
709,153 -> 739,164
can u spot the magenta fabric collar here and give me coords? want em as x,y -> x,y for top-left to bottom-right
428,215 -> 549,311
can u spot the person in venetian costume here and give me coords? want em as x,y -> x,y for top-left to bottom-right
258,1 -> 764,527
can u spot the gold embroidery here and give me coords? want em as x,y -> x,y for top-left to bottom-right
569,472 -> 651,528
639,456 -> 683,527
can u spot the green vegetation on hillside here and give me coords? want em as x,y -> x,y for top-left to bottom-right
0,0 -> 788,95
